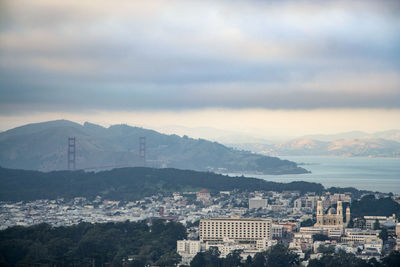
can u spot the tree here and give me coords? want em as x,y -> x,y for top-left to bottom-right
347,219 -> 354,228
317,245 -> 335,255
313,234 -> 330,241
155,251 -> 182,267
264,244 -> 299,267
368,257 -> 383,267
374,219 -> 381,230
300,218 -> 315,227
190,247 -> 221,267
0,220 -> 186,266
350,196 -> 400,218
190,252 -> 206,267
378,227 -> 388,242
223,250 -> 242,267
252,253 -> 266,267
308,250 -> 367,267
382,250 -> 400,267
244,255 -> 252,266
204,247 -> 222,267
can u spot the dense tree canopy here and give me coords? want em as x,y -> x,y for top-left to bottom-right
350,195 -> 400,218
0,219 -> 186,266
190,244 -> 299,267
309,250 -> 400,267
0,166 -> 324,201
300,218 -> 315,227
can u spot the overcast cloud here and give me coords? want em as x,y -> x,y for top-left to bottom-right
1,0 -> 400,114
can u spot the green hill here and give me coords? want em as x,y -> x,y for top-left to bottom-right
0,120 -> 308,174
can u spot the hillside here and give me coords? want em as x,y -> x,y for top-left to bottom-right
301,130 -> 400,142
0,167 -> 323,201
231,137 -> 400,158
0,120 -> 308,174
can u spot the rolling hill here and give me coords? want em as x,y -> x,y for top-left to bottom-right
230,136 -> 400,158
0,120 -> 308,174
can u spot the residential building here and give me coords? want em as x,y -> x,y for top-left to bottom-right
364,214 -> 397,230
271,224 -> 284,239
294,196 -> 317,211
249,197 -> 268,210
177,240 -> 201,265
196,189 -> 211,205
199,216 -> 272,242
341,228 -> 381,244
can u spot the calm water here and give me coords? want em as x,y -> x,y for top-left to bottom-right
230,156 -> 400,194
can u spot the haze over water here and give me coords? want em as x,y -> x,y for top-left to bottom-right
228,156 -> 400,194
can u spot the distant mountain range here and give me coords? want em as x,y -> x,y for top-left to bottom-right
0,120 -> 308,174
230,131 -> 400,158
300,130 -> 400,142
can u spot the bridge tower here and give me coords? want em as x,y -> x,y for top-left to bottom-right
68,137 -> 76,170
139,136 -> 146,166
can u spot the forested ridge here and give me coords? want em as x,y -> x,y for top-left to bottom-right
350,194 -> 400,218
1,166 -> 398,217
0,166 -> 323,201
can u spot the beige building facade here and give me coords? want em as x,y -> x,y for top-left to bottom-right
199,216 -> 272,242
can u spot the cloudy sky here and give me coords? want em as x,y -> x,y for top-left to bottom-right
0,0 -> 399,138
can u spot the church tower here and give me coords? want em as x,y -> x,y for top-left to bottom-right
316,200 -> 324,226
336,201 -> 343,225
346,206 -> 351,227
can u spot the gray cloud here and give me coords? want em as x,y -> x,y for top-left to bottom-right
1,0 -> 400,114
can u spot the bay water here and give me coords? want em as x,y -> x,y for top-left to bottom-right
229,156 -> 400,194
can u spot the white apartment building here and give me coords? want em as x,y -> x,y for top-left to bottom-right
364,214 -> 397,230
177,240 -> 201,265
300,226 -> 343,238
199,216 -> 272,242
249,198 -> 268,210
300,227 -> 327,236
341,228 -> 381,244
364,240 -> 383,254
294,196 -> 318,211
203,238 -> 277,258
329,193 -> 351,205
289,232 -> 313,251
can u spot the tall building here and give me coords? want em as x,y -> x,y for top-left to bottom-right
178,216 -> 275,263
199,216 -> 272,242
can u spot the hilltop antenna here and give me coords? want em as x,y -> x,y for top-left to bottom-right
139,136 -> 146,166
68,137 -> 76,170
